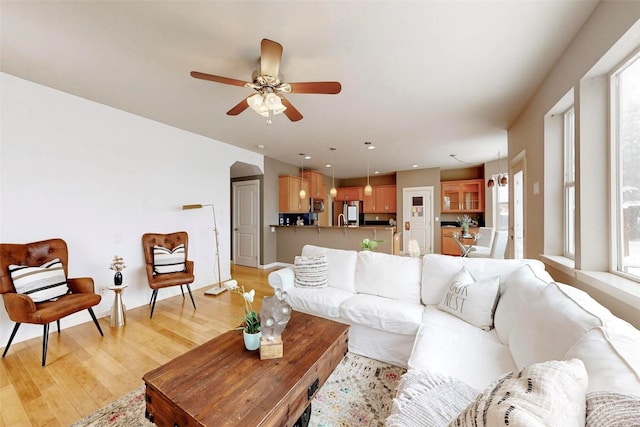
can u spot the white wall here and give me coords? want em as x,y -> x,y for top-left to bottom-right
0,73 -> 264,345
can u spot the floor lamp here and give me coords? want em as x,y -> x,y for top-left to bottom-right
182,203 -> 227,295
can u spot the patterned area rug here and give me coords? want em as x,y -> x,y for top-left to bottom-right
71,353 -> 405,427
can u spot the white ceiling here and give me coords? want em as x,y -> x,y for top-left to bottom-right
1,0 -> 599,178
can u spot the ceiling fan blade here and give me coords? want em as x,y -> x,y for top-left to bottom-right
226,97 -> 250,116
280,96 -> 303,122
260,39 -> 283,79
190,71 -> 248,87
288,81 -> 342,94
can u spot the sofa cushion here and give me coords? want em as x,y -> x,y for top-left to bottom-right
283,287 -> 353,318
586,391 -> 640,427
9,258 -> 70,302
449,359 -> 588,427
340,294 -> 423,335
564,324 -> 640,395
409,306 -> 516,391
437,267 -> 500,331
293,254 -> 328,288
493,264 -> 550,344
386,370 -> 479,427
421,254 -> 550,305
302,245 -> 358,292
509,282 -> 603,369
355,251 -> 421,303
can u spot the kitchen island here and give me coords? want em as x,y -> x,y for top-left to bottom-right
272,225 -> 398,263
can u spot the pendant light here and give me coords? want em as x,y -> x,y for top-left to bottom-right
364,142 -> 374,196
299,153 -> 307,200
329,148 -> 338,198
487,151 -> 508,188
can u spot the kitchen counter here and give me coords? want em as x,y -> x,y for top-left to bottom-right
271,225 -> 397,263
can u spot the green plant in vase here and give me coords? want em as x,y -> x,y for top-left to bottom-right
457,214 -> 471,236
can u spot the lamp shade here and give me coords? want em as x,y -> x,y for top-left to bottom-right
330,187 -> 337,198
364,184 -> 372,196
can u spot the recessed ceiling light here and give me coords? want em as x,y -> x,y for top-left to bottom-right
305,155 -> 311,160
257,144 -> 265,149
412,164 -> 418,168
374,171 -> 380,174
325,164 -> 331,168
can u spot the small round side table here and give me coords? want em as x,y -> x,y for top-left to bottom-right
108,284 -> 128,327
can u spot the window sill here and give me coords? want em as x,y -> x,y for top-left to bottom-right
540,254 -> 640,311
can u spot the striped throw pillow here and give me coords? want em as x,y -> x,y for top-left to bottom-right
9,258 -> 70,302
294,255 -> 328,288
153,244 -> 186,274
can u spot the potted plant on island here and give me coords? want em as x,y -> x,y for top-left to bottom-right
225,281 -> 261,350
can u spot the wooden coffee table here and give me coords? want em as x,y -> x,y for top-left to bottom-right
143,311 -> 349,427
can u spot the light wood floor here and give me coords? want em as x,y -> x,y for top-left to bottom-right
0,265 -> 276,427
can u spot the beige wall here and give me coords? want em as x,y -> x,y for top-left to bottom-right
396,167 -> 441,253
262,157 -> 300,266
509,1 -> 640,324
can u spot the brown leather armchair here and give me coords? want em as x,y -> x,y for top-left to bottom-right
141,232 -> 196,318
0,238 -> 103,366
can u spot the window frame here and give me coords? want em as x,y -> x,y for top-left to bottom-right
610,48 -> 640,281
563,107 -> 576,259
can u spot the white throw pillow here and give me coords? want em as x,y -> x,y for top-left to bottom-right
294,254 -> 328,288
508,282 -> 604,369
301,245 -> 358,292
355,250 -> 422,303
494,264 -> 550,344
449,359 -> 589,427
437,267 -> 500,331
9,258 -> 70,302
153,244 -> 186,274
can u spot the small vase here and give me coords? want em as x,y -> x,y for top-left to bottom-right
114,271 -> 123,286
462,224 -> 469,236
243,330 -> 261,351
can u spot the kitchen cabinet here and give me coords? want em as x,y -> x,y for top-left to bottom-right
302,170 -> 326,199
441,227 -> 478,256
335,186 -> 363,202
441,179 -> 484,213
363,185 -> 396,213
279,175 -> 310,213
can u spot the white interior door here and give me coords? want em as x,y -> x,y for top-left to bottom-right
402,187 -> 434,254
510,154 -> 526,259
233,180 -> 259,267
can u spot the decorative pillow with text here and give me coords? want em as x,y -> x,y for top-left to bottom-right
437,267 -> 500,331
153,244 -> 186,274
9,258 -> 70,302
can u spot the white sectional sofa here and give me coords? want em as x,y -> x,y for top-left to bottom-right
268,244 -> 640,425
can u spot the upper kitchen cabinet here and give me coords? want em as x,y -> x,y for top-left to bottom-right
363,185 -> 397,213
279,175 -> 310,213
302,170 -> 326,199
441,179 -> 484,213
335,186 -> 364,202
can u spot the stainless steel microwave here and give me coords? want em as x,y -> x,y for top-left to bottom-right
310,198 -> 325,213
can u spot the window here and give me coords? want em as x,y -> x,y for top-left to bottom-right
564,107 -> 575,259
496,184 -> 509,231
612,52 -> 640,280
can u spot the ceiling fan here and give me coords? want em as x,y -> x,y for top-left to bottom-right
191,39 -> 342,123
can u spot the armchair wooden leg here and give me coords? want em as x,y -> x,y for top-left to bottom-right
87,308 -> 104,336
2,323 -> 21,358
150,289 -> 159,318
42,323 -> 50,367
180,285 -> 185,299
186,284 -> 196,309
56,319 -> 61,333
